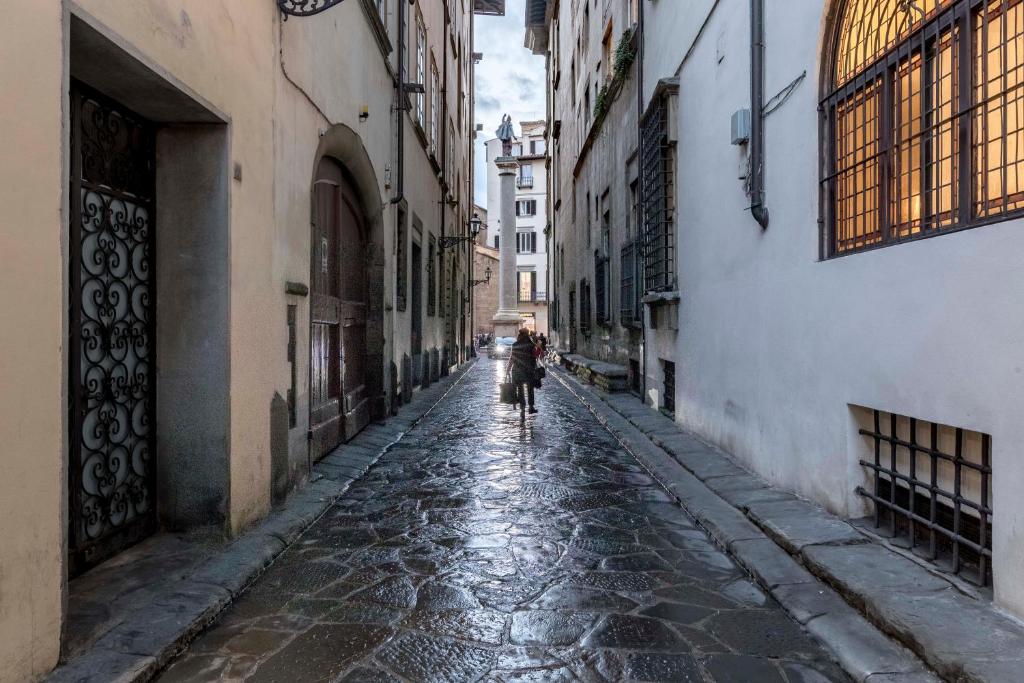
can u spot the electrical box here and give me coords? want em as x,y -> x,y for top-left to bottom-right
731,108 -> 751,145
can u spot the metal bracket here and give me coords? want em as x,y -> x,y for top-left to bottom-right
439,235 -> 473,250
278,0 -> 348,17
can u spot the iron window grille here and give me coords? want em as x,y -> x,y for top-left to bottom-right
855,408 -> 992,586
619,236 -> 642,327
579,278 -> 592,336
641,92 -> 676,292
823,0 -> 1024,257
662,360 -> 676,416
595,251 -> 611,326
396,208 -> 407,311
427,234 -> 437,316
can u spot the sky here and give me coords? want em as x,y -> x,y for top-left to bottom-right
473,0 -> 546,208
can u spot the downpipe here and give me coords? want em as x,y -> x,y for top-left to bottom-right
750,0 -> 769,229
638,0 -> 648,406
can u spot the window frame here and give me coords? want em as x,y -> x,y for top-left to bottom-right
821,0 -> 1024,258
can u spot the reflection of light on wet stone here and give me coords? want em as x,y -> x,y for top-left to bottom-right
157,361 -> 846,682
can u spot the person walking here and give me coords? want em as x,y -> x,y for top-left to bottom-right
507,328 -> 539,414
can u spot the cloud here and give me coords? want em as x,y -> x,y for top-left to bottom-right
473,0 -> 546,207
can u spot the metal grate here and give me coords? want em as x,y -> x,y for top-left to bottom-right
823,0 -> 1024,256
579,278 -> 592,336
641,94 -> 675,291
855,408 -> 992,586
662,360 -> 675,416
427,235 -> 437,317
619,237 -> 642,327
595,252 -> 610,326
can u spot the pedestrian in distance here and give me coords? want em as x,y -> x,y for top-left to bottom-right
507,328 -> 539,414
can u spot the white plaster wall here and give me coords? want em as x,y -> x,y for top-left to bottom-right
666,0 -> 1024,617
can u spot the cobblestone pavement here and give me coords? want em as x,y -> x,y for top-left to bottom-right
159,359 -> 847,682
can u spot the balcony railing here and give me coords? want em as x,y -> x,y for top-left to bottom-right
517,176 -> 534,189
518,290 -> 547,303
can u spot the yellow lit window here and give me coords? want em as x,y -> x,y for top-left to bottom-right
824,0 -> 1024,256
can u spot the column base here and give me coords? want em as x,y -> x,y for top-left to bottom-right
491,312 -> 523,339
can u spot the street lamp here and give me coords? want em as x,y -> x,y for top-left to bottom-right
440,213 -> 485,250
469,265 -> 492,288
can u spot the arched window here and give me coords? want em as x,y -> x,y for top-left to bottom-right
823,0 -> 1024,255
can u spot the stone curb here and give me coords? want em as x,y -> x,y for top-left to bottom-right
548,365 -> 942,683
47,360 -> 477,683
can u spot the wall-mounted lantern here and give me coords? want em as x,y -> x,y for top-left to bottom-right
440,214 -> 484,250
469,265 -> 492,288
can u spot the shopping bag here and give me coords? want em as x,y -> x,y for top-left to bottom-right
499,371 -> 517,404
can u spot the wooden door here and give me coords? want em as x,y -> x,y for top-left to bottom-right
310,159 -> 370,461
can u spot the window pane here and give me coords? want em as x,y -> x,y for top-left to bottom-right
835,79 -> 882,252
836,0 -> 955,86
974,0 -> 1024,218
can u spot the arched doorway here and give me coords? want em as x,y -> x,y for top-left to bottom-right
310,158 -> 371,460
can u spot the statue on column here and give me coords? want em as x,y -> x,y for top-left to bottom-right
496,114 -> 515,157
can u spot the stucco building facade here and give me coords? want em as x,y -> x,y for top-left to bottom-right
532,0 -> 1023,622
532,0 -> 652,394
0,1 -> 477,679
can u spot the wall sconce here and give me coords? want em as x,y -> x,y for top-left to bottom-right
469,265 -> 492,288
440,213 -> 485,250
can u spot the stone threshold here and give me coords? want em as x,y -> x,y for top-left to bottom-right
47,360 -> 477,683
549,365 -> 1024,683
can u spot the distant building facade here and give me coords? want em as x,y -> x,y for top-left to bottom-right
531,0 -> 648,391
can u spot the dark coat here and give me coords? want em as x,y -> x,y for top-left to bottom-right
509,340 -> 538,385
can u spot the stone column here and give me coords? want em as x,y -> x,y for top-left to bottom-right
492,156 -> 523,337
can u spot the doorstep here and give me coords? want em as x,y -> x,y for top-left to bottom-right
47,360 -> 476,683
551,365 -> 1024,683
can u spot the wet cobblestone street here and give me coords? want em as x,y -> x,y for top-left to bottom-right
159,359 -> 846,682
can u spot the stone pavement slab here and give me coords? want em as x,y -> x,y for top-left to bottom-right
552,364 -> 1024,682
48,362 -> 477,683
155,360 -> 849,682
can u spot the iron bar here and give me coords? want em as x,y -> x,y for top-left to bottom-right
857,408 -> 992,586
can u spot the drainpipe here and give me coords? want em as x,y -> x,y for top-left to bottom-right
750,0 -> 769,229
391,0 -> 409,205
637,0 -> 647,406
440,9 -> 449,362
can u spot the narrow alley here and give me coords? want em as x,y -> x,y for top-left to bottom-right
158,360 -> 845,682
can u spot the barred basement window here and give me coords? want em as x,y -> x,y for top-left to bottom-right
661,360 -> 675,417
854,407 -> 992,586
823,0 -> 1024,257
641,89 -> 676,291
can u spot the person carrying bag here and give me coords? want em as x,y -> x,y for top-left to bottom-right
506,328 -> 539,414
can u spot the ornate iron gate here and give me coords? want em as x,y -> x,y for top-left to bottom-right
68,82 -> 157,575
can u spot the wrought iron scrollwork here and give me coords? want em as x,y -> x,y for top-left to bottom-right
70,84 -> 156,574
278,0 -> 348,16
